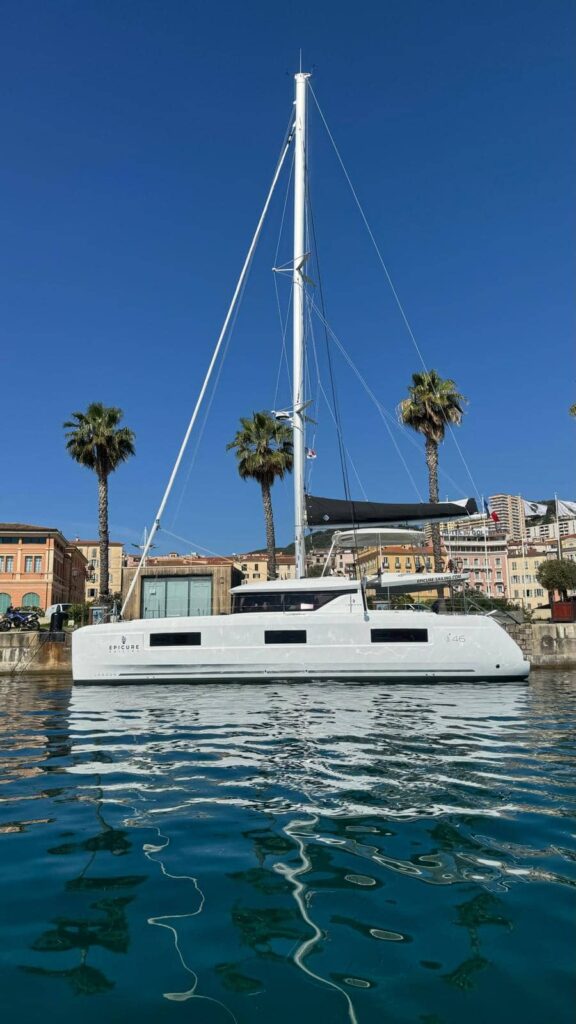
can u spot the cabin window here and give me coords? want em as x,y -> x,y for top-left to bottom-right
150,632 -> 202,646
265,630 -> 307,644
232,589 -> 352,613
371,628 -> 428,643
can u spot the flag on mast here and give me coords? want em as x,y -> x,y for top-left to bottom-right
557,499 -> 576,518
523,500 -> 547,517
484,500 -> 499,522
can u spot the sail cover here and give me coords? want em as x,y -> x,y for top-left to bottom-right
306,495 -> 478,528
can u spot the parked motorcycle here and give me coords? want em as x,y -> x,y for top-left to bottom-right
0,607 -> 41,631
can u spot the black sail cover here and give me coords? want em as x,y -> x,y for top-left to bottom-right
306,494 -> 478,528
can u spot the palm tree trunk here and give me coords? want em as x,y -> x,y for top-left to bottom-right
261,481 -> 277,580
98,472 -> 110,603
425,437 -> 445,598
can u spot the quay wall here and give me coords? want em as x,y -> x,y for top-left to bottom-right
0,623 -> 574,675
0,632 -> 72,675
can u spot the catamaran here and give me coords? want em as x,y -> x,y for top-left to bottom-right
72,72 -> 529,684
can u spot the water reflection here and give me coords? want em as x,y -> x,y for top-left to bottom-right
0,673 -> 574,1023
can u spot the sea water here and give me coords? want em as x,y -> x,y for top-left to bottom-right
0,672 -> 574,1024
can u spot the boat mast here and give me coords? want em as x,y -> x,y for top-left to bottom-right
293,71 -> 310,579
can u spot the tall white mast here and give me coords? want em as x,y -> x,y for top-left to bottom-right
293,71 -> 310,578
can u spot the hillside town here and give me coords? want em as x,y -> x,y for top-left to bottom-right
1,494 -> 575,623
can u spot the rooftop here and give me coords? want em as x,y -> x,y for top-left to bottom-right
0,523 -> 60,533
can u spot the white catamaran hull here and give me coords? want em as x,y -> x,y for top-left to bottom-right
72,610 -> 529,684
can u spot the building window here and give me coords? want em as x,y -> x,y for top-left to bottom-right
0,537 -> 19,544
24,556 -> 33,572
22,592 -> 40,608
91,548 -> 97,559
395,558 -> 401,569
382,557 -> 389,569
88,588 -> 96,598
0,557 -> 3,572
34,556 -> 42,573
512,562 -> 517,570
241,563 -> 247,571
495,558 -> 501,566
253,573 -> 261,579
496,571 -> 502,580
5,557 -> 13,572
254,564 -> 259,571
0,593 -> 11,613
23,537 -> 46,544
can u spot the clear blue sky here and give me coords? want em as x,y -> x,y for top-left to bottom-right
1,0 -> 574,554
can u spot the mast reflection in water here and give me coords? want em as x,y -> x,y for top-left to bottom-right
0,674 -> 574,1024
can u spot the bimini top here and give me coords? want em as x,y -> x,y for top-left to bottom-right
333,527 -> 425,548
230,576 -> 359,595
306,495 -> 478,528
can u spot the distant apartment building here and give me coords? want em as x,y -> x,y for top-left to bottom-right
355,545 -> 434,579
489,495 -> 526,540
122,553 -> 242,619
73,540 -> 124,601
307,547 -> 356,577
561,534 -> 576,564
0,523 -> 87,612
506,541 -> 556,610
526,516 -> 576,546
233,552 -> 296,583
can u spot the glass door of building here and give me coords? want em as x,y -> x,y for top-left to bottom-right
142,577 -> 212,619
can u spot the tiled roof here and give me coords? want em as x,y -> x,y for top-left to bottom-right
0,523 -> 59,532
74,540 -> 124,546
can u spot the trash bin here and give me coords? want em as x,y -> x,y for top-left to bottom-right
50,609 -> 65,631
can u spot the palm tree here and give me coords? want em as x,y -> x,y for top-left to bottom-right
64,403 -> 135,604
398,370 -> 466,575
227,411 -> 293,580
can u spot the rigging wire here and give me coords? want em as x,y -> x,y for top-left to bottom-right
308,296 -> 423,500
306,304 -> 368,500
308,82 -> 481,504
272,152 -> 295,409
121,108 -> 296,616
307,296 -> 468,497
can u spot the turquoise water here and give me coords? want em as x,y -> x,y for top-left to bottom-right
1,674 -> 574,1023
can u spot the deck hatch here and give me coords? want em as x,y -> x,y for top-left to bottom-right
371,628 -> 428,643
264,630 -> 307,644
150,632 -> 202,647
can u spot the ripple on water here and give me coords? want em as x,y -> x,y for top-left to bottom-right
0,672 -> 575,1024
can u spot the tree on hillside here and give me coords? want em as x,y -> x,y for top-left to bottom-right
64,403 -> 135,604
398,370 -> 467,577
227,411 -> 293,580
536,559 -> 576,603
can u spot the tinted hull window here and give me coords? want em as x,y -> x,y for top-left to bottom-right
371,628 -> 428,643
150,632 -> 202,647
264,630 -> 307,644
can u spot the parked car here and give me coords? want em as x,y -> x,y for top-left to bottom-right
39,603 -> 73,626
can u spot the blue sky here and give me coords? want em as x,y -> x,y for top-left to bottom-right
1,0 -> 574,554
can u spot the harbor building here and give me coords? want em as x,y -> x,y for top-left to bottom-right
441,529 -> 509,597
0,523 -> 87,612
121,554 -> 242,619
73,540 -> 124,601
233,552 -> 296,583
506,541 -> 557,611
